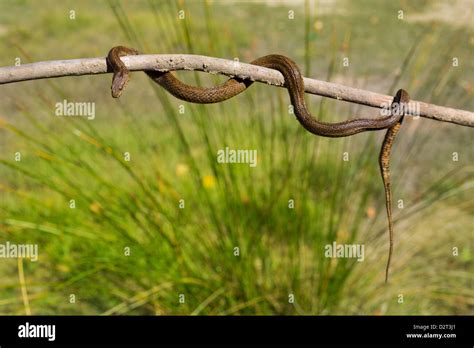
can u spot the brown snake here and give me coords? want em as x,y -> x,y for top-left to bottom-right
107,46 -> 409,282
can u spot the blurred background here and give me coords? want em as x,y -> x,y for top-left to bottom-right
0,0 -> 472,315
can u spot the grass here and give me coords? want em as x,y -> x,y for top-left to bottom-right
0,0 -> 472,315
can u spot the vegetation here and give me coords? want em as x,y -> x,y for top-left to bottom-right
0,0 -> 472,315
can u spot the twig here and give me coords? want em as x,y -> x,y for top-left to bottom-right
0,54 -> 472,127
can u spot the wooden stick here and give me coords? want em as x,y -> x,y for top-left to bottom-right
1,54 -> 472,127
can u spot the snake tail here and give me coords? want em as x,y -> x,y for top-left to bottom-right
379,89 -> 410,283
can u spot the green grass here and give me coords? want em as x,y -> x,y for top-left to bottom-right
0,0 -> 472,315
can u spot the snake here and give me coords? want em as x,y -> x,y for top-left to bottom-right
107,46 -> 405,137
107,46 -> 409,282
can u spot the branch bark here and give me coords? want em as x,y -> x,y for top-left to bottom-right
0,54 -> 473,127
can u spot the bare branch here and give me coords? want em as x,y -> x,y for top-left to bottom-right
0,54 -> 472,127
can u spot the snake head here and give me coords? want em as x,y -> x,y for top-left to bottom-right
111,70 -> 129,98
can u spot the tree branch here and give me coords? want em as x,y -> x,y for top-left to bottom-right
1,54 -> 473,127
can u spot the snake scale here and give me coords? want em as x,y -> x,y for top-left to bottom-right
107,46 -> 410,283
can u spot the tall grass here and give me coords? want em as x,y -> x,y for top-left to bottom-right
0,0 -> 472,315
